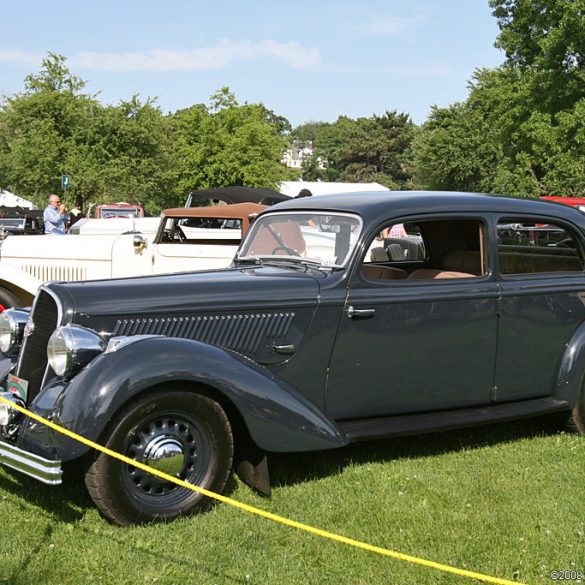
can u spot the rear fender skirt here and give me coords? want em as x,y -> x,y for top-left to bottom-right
19,336 -> 348,461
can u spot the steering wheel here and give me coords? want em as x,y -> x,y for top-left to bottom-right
556,238 -> 575,249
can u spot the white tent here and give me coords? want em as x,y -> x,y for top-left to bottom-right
279,181 -> 389,197
0,189 -> 36,209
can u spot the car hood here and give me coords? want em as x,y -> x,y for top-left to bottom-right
47,264 -> 321,328
44,265 -> 322,366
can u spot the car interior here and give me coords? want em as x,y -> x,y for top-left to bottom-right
362,216 -> 585,281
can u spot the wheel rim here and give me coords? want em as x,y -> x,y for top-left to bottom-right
122,412 -> 212,503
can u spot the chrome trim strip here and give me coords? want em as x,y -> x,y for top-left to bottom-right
0,439 -> 62,485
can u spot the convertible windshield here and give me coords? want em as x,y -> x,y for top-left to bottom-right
238,212 -> 362,267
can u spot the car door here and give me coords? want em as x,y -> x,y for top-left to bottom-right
494,214 -> 585,401
326,216 -> 499,420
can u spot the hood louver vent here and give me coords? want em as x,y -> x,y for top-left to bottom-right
113,313 -> 295,355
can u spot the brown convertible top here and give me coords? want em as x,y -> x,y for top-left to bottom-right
162,202 -> 267,234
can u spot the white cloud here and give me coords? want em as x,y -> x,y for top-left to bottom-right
0,49 -> 43,67
71,40 -> 320,72
0,40 -> 320,72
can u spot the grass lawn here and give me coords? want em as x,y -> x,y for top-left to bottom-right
0,415 -> 584,585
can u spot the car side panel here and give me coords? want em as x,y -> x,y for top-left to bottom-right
495,277 -> 585,401
326,278 -> 498,419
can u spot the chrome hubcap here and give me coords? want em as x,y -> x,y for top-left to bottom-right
143,435 -> 185,476
125,416 -> 202,497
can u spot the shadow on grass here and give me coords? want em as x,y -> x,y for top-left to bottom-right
0,453 -> 241,525
0,413 -> 571,525
268,413 -> 570,488
0,462 -> 92,524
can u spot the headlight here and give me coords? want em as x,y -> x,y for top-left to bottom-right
47,326 -> 106,377
0,309 -> 30,353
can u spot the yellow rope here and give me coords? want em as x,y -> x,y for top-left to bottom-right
0,395 -> 527,585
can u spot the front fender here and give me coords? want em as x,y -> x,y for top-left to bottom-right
0,264 -> 41,299
21,336 -> 348,461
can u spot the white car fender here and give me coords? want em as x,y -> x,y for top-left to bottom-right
0,262 -> 42,298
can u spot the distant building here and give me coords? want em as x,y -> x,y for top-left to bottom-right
281,141 -> 326,170
279,181 -> 390,197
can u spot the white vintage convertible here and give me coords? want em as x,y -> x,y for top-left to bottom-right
0,202 -> 265,309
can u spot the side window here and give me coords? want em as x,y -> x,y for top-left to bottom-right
364,223 -> 426,263
497,218 -> 584,274
362,218 -> 486,282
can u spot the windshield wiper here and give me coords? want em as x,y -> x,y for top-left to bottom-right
262,257 -> 328,271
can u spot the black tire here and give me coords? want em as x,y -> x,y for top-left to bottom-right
0,286 -> 20,311
567,400 -> 585,435
85,390 -> 233,525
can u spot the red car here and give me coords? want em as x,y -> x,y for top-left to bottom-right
541,196 -> 585,212
95,202 -> 144,219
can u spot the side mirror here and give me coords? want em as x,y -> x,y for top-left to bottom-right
133,234 -> 147,252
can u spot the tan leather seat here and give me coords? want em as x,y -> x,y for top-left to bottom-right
407,269 -> 475,279
362,265 -> 408,280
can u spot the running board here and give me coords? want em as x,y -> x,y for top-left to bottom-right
337,398 -> 571,442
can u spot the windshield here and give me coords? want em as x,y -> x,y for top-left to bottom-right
238,212 -> 362,268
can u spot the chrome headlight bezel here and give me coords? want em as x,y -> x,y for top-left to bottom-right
0,309 -> 30,353
47,325 -> 106,377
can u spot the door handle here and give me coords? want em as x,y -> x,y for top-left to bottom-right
347,306 -> 376,319
273,343 -> 296,355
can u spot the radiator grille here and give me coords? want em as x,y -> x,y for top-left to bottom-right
21,263 -> 87,282
113,312 -> 295,355
16,290 -> 59,403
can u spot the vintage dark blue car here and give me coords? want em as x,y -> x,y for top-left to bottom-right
1,191 -> 584,525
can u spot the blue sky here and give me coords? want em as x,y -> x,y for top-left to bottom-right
0,1 -> 504,126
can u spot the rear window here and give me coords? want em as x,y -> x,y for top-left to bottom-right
497,219 -> 584,274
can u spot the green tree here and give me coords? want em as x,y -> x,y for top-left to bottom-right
165,88 -> 292,205
305,112 -> 416,189
292,121 -> 326,146
490,0 -> 585,111
0,53 -> 97,206
415,0 -> 585,198
413,100 -> 502,193
70,95 -> 169,214
0,60 -> 295,213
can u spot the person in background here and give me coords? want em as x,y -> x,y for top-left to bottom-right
296,188 -> 313,198
68,197 -> 84,227
381,223 -> 407,238
43,194 -> 69,235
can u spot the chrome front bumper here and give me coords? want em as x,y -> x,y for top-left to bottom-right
0,439 -> 62,485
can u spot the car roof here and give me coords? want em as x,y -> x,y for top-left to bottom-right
163,202 -> 266,220
186,186 -> 290,206
263,190 -> 585,228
